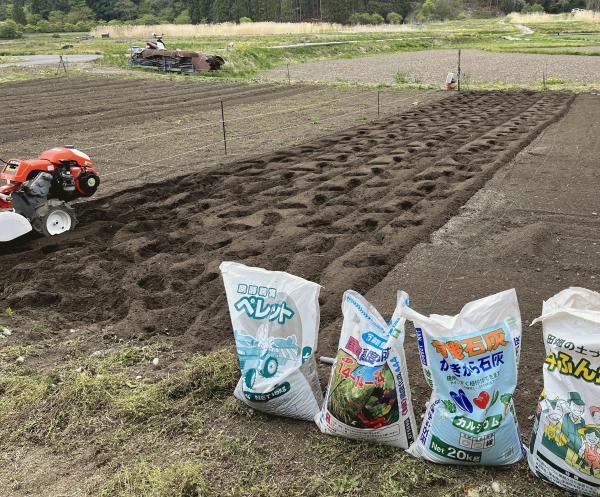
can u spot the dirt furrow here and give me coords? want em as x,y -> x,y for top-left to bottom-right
3,84 -> 315,136
0,90 -> 573,355
1,79 -> 270,111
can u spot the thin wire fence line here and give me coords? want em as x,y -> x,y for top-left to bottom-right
425,103 -> 564,312
230,104 -> 378,142
91,91 -> 424,166
101,106 -> 375,179
99,98 -> 404,180
84,89 -> 378,151
101,138 -> 225,178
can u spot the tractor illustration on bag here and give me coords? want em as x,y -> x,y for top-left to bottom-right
234,328 -> 299,389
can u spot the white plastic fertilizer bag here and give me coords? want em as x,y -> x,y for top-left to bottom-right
402,289 -> 523,465
220,261 -> 323,421
315,290 -> 417,448
528,288 -> 600,496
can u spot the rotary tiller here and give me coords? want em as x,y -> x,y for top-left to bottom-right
0,147 -> 99,242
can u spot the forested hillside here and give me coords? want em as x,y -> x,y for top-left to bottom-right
0,0 -> 588,36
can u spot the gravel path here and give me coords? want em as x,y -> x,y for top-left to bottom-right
261,48 -> 600,84
0,54 -> 100,68
526,45 -> 600,52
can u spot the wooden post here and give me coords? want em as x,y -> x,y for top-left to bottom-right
377,89 -> 380,116
543,65 -> 547,90
287,63 -> 291,85
57,55 -> 68,76
220,99 -> 227,156
457,49 -> 461,92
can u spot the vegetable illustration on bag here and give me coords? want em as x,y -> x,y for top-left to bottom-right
402,289 -> 523,465
316,290 -> 417,448
528,288 -> 600,496
220,262 -> 323,421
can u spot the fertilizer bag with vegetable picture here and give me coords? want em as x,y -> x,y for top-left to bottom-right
220,261 -> 323,421
402,289 -> 523,465
315,290 -> 417,448
528,288 -> 600,496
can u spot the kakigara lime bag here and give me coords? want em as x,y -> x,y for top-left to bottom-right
402,289 -> 523,465
528,288 -> 600,496
220,262 -> 323,421
315,290 -> 417,448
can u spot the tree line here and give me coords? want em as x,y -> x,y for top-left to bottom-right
0,0 -> 589,37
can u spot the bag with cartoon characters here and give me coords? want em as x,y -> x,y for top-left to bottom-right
528,288 -> 600,496
220,262 -> 323,421
315,290 -> 417,448
401,289 -> 523,465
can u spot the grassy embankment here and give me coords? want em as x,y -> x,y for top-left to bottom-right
1,16 -> 600,89
0,314 -> 564,497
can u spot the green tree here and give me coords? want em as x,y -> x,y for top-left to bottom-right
280,0 -> 293,20
174,8 -> 190,21
112,0 -> 137,19
86,0 -> 118,20
231,0 -> 249,19
135,12 -> 160,22
29,0 -> 52,18
66,5 -> 94,23
349,11 -> 384,22
418,0 -> 462,19
386,10 -> 402,22
322,0 -> 351,22
187,0 -> 210,23
522,1 -> 544,10
211,0 -> 230,21
0,18 -> 20,36
48,9 -> 64,22
12,0 -> 26,24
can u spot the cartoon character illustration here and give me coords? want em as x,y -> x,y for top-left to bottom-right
541,392 -> 587,469
590,406 -> 600,428
578,427 -> 600,475
560,392 -> 587,467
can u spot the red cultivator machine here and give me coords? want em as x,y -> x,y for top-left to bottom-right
0,147 -> 100,242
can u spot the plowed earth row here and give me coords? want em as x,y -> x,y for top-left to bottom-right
0,89 -> 574,355
1,77 -> 316,140
1,77 -> 445,196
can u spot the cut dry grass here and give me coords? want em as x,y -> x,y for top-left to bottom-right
0,346 -> 239,446
0,66 -> 58,84
507,10 -> 600,23
98,461 -> 207,497
0,337 -> 569,497
91,22 -> 417,39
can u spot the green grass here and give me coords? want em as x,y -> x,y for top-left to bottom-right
0,338 -> 569,497
0,56 -> 25,63
0,345 -> 238,444
99,461 -> 207,497
1,17 -> 600,88
0,65 -> 59,84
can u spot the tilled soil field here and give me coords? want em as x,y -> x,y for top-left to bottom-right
0,90 -> 574,356
0,77 -> 315,138
261,48 -> 600,85
1,76 -> 444,196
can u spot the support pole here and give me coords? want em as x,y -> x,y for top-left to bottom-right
543,65 -> 547,91
57,55 -> 68,76
287,63 -> 291,85
457,49 -> 461,92
377,89 -> 380,116
220,99 -> 227,156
